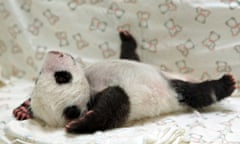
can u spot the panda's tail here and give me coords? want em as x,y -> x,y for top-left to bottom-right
170,74 -> 236,108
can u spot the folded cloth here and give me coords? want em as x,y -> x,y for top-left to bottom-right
4,119 -> 187,144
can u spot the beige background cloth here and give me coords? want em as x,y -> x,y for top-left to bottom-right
0,0 -> 240,85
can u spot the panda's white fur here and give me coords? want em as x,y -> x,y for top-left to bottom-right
31,52 -> 90,127
85,60 -> 187,122
31,51 -> 187,127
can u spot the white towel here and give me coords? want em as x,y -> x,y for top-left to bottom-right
4,119 -> 187,144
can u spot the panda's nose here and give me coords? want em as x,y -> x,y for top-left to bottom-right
49,51 -> 64,57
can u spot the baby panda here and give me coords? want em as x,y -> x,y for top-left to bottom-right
13,31 -> 236,134
13,31 -> 139,122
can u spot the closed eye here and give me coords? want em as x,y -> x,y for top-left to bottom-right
54,71 -> 72,84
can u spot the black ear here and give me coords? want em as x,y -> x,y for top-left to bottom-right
54,71 -> 72,84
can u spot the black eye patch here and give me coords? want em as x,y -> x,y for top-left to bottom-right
54,71 -> 72,84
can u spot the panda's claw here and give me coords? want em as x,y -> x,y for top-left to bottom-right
13,98 -> 32,120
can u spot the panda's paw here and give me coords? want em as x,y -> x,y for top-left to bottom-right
13,99 -> 32,120
119,31 -> 134,41
65,110 -> 95,134
218,74 -> 236,97
65,119 -> 80,133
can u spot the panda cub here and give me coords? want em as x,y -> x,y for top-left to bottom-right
13,31 -> 236,134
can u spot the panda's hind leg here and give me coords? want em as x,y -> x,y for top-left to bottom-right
170,74 -> 236,108
65,86 -> 130,134
119,31 -> 140,61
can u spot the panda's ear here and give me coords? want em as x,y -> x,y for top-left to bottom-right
54,71 -> 72,84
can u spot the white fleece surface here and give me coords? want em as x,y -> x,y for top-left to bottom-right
1,79 -> 240,144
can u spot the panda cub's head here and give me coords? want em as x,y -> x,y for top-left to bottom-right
39,51 -> 83,85
31,51 -> 90,127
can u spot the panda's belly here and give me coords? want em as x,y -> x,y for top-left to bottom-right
124,79 -> 185,121
86,61 -> 186,122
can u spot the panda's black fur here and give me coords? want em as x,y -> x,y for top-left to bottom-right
13,31 -> 236,134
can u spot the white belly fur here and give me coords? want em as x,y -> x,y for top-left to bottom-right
85,60 -> 186,122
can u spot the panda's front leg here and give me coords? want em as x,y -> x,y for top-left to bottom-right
65,86 -> 130,134
13,98 -> 33,120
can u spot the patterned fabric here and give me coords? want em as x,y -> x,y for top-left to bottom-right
0,0 -> 240,86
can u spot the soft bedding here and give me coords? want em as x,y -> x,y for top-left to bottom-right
1,79 -> 240,144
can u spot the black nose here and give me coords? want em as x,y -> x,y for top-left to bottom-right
49,51 -> 64,57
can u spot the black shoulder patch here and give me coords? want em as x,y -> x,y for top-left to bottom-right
65,86 -> 130,134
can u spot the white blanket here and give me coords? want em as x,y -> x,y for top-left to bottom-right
4,120 -> 186,144
1,79 -> 240,144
